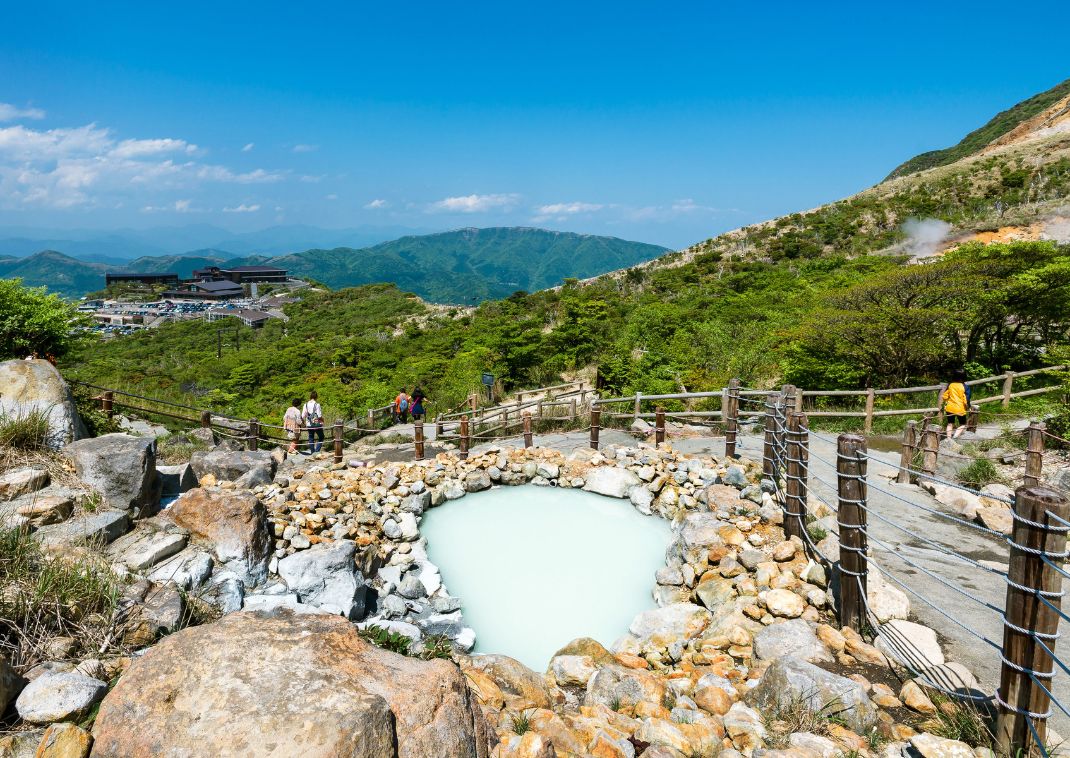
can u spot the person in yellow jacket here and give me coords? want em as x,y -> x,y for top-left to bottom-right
941,368 -> 972,440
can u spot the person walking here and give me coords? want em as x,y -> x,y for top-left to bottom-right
941,368 -> 972,440
393,388 -> 410,424
283,398 -> 303,455
410,386 -> 428,422
303,390 -> 325,454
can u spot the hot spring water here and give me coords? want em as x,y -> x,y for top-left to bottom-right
420,486 -> 671,670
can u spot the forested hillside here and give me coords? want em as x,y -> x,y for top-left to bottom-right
61,79 -> 1070,428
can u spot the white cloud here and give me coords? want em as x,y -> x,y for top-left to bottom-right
364,198 -> 388,209
0,103 -> 46,122
0,120 -> 284,209
242,142 -> 255,152
535,201 -> 604,216
292,143 -> 317,153
223,203 -> 261,213
627,199 -> 743,222
142,199 -> 201,213
325,193 -> 337,201
429,193 -> 520,213
299,174 -> 323,183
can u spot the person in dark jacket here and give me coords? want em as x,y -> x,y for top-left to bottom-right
410,386 -> 428,422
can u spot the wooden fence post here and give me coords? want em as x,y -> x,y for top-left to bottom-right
1003,371 -> 1016,408
570,397 -> 577,421
536,400 -> 543,420
763,392 -> 778,479
333,420 -> 343,464
523,412 -> 533,448
837,433 -> 868,632
724,379 -> 740,459
435,414 -> 443,439
897,420 -> 916,485
1024,422 -> 1045,488
920,423 -> 940,480
967,406 -> 979,432
784,412 -> 809,543
655,406 -> 665,445
247,418 -> 259,451
200,410 -> 212,428
995,486 -> 1069,755
863,388 -> 876,435
367,409 -> 375,430
590,404 -> 601,450
633,392 -> 642,420
102,390 -> 114,419
414,420 -> 424,461
459,416 -> 469,461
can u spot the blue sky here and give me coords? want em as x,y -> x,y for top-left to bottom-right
1,1 -> 1068,249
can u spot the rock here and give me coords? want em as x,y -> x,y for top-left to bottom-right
723,702 -> 767,752
917,662 -> 979,696
585,664 -> 666,711
147,547 -> 214,590
909,733 -> 975,758
0,359 -> 85,449
13,493 -> 74,526
584,467 -> 641,498
156,463 -> 198,496
189,449 -> 277,485
119,583 -> 186,646
242,594 -> 329,615
693,681 -> 732,715
398,573 -> 426,600
551,637 -> 618,667
467,655 -> 553,709
771,541 -> 796,561
694,573 -> 735,611
549,655 -> 597,687
1,654 -> 24,714
35,510 -> 130,550
753,619 -> 833,663
464,470 -> 492,493
630,487 -> 654,514
35,722 -> 93,758
630,419 -> 653,436
167,488 -> 272,585
278,539 -> 366,619
628,603 -> 712,650
205,570 -> 244,613
977,505 -> 1012,535
746,657 -> 878,733
875,620 -> 944,669
900,681 -> 937,714
724,465 -> 747,486
536,462 -> 560,479
765,588 -> 805,618
105,523 -> 188,571
0,468 -> 49,501
15,673 -> 107,724
704,484 -> 742,509
91,612 -> 494,757
65,434 -> 159,513
867,567 -> 910,622
788,732 -> 840,757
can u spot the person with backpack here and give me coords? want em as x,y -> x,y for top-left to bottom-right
394,389 -> 410,424
410,386 -> 428,422
303,390 -> 324,454
941,368 -> 972,440
283,398 -> 303,455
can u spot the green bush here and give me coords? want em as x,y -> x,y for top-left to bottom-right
0,278 -> 87,360
957,458 -> 1002,489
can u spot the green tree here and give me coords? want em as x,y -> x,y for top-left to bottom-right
0,279 -> 86,359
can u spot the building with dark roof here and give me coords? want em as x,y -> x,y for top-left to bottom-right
192,265 -> 288,284
105,272 -> 180,287
162,279 -> 244,300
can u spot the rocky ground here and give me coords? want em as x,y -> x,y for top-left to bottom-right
0,359 -> 1051,757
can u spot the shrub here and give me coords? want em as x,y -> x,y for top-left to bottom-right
510,710 -> 532,735
358,624 -> 412,656
417,634 -> 453,660
0,278 -> 87,359
957,458 -> 1001,489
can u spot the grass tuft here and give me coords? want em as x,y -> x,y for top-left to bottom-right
0,407 -> 52,451
510,710 -> 532,735
358,624 -> 413,656
956,457 -> 1002,489
924,692 -> 994,749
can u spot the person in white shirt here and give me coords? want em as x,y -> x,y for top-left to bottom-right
283,398 -> 303,455
302,390 -> 324,454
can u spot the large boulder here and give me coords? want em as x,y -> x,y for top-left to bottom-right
583,467 -> 641,498
745,656 -> 878,733
0,359 -> 85,449
65,434 -> 159,514
0,654 -> 24,714
166,488 -> 272,585
277,539 -> 367,620
465,655 -> 554,710
628,603 -> 712,651
89,612 -> 495,757
189,449 -> 277,485
35,510 -> 130,550
753,619 -> 833,663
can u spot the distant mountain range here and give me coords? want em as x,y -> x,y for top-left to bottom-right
0,227 -> 670,303
0,223 -> 433,263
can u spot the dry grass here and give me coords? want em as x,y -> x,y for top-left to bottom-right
0,526 -> 122,671
0,444 -> 82,490
0,408 -> 52,452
